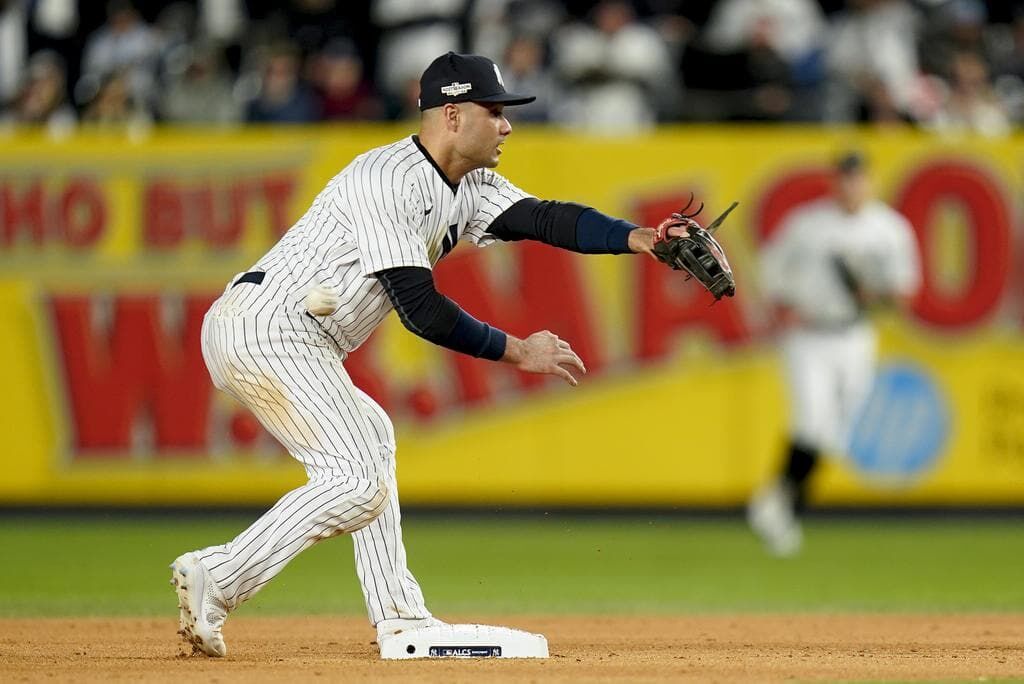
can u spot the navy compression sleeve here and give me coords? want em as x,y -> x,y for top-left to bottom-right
486,197 -> 636,254
377,267 -> 507,361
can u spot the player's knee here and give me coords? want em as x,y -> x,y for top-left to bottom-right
312,479 -> 389,539
791,423 -> 826,453
343,478 -> 390,533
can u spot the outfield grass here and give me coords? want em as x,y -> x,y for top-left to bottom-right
0,514 -> 1021,617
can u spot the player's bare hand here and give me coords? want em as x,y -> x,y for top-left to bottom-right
628,225 -> 690,257
505,330 -> 587,386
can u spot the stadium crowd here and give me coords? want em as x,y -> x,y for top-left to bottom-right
0,0 -> 1020,136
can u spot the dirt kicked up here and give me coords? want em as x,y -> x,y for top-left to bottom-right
1,614 -> 1022,683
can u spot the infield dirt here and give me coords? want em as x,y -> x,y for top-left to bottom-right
1,614 -> 1022,682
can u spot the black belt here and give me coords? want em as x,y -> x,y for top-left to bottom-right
232,271 -> 265,288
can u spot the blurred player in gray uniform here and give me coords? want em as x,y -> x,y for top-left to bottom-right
748,152 -> 921,556
169,52 -> 690,658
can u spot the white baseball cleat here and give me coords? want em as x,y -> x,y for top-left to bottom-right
169,552 -> 229,657
378,623 -> 549,660
747,480 -> 803,557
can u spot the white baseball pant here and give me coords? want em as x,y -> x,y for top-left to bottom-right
780,322 -> 876,456
195,303 -> 431,625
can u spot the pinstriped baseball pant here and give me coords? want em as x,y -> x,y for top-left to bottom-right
196,305 -> 431,625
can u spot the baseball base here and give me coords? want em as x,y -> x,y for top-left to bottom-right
378,623 -> 549,659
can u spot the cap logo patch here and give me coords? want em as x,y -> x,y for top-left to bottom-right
441,81 -> 473,97
493,64 -> 505,88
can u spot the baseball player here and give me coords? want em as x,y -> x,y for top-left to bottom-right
748,152 -> 921,556
170,51 -> 696,658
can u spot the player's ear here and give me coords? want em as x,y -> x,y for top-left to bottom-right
443,103 -> 460,131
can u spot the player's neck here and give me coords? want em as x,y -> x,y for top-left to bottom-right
416,132 -> 474,185
839,200 -> 867,214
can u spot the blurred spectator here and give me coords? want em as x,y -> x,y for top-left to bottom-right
824,0 -> 924,123
198,0 -> 244,44
683,0 -> 827,121
80,1 -> 162,107
702,0 -> 825,64
855,73 -> 921,125
372,0 -> 463,105
927,50 -> 1011,136
151,3 -> 202,95
244,43 -> 317,123
989,8 -> 1024,122
499,34 -> 555,122
553,0 -> 672,132
310,39 -> 384,121
160,42 -> 241,125
1,50 -> 76,135
0,0 -> 28,107
81,67 -> 152,131
0,0 -> 1021,129
389,73 -> 424,122
993,8 -> 1024,80
33,0 -> 77,39
282,0 -> 358,57
468,0 -> 565,62
919,0 -> 1000,79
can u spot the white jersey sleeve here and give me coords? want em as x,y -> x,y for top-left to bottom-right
462,168 -> 534,248
343,172 -> 431,276
879,211 -> 921,297
759,211 -> 809,306
842,206 -> 922,298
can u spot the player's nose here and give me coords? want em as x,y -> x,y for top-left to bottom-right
500,116 -> 512,135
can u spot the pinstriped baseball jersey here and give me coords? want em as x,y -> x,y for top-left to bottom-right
188,133 -> 532,633
237,135 -> 531,354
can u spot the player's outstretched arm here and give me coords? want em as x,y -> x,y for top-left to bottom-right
485,198 -> 687,257
486,197 -> 737,301
370,266 -> 585,386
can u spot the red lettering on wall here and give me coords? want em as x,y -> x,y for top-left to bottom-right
433,243 -> 603,405
1,180 -> 46,245
262,175 -> 297,237
144,181 -> 185,248
636,256 -> 749,359
52,295 -> 216,455
60,179 -> 106,247
142,173 -> 297,247
195,183 -> 247,248
1,178 -> 108,248
896,162 -> 1011,327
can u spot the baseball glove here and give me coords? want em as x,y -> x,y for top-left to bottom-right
652,196 -> 738,301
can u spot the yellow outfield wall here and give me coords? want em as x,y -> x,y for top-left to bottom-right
1,125 -> 1022,507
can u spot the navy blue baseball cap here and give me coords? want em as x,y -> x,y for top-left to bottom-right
418,52 -> 535,110
836,151 -> 867,174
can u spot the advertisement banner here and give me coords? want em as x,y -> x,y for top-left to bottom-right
1,126 -> 1022,506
